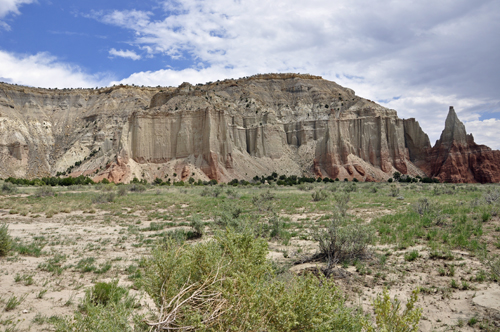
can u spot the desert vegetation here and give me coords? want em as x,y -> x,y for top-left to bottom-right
0,179 -> 499,331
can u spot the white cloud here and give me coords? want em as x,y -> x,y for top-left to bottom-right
0,0 -> 33,17
0,50 -> 112,88
109,48 -> 141,60
0,0 -> 34,29
463,119 -> 500,150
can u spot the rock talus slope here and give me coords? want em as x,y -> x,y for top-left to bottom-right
0,74 -> 498,183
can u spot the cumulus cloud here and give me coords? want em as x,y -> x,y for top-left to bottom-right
463,119 -> 500,150
0,0 -> 34,29
0,50 -> 112,88
95,0 -> 500,147
109,48 -> 141,60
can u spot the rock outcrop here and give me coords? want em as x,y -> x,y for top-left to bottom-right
420,107 -> 500,183
0,75 -> 498,183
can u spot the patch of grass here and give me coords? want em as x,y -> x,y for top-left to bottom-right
95,261 -> 112,274
404,250 -> 420,262
476,269 -> 487,282
468,317 -> 478,326
0,223 -> 12,256
36,289 -> 48,299
38,253 -> 67,275
4,295 -> 24,311
14,239 -> 46,257
54,280 -> 143,332
75,257 -> 97,273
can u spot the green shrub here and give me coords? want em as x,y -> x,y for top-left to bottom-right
201,186 -> 222,197
344,182 -> 357,192
334,192 -> 350,216
92,192 -> 116,204
117,186 -> 128,196
1,182 -> 17,194
412,198 -> 431,216
189,214 -> 204,237
363,288 -> 421,332
482,211 -> 491,222
83,280 -> 129,308
311,189 -> 328,201
0,223 -> 12,256
313,215 -> 373,269
142,228 -> 366,331
129,184 -> 146,192
35,185 -> 55,197
390,185 -> 400,197
54,280 -> 143,332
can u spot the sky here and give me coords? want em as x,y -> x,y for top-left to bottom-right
0,0 -> 499,149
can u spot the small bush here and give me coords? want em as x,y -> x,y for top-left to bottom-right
334,192 -> 350,216
1,182 -> 17,194
363,288 -> 421,332
314,215 -> 373,269
35,186 -> 54,197
311,189 -> 328,201
344,182 -> 357,192
482,211 -> 491,222
484,189 -> 500,205
189,214 -> 204,238
201,186 -> 222,197
129,184 -> 146,192
390,184 -> 400,197
92,192 -> 116,204
0,223 -> 12,256
117,186 -> 128,196
412,198 -> 430,216
83,280 -> 129,307
142,228 -> 367,331
55,280 -> 142,332
297,183 -> 314,191
100,184 -> 115,192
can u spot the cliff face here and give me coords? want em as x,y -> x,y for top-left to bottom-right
421,107 -> 500,183
0,84 -> 159,181
124,74 -> 426,182
1,74 -> 497,183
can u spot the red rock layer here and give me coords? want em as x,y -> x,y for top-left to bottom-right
423,139 -> 500,183
419,107 -> 500,183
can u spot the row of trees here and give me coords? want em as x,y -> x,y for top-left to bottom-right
3,171 -> 441,188
4,175 -> 95,186
390,172 -> 440,183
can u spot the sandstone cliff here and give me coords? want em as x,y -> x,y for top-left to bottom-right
1,74 -> 495,183
420,107 -> 500,183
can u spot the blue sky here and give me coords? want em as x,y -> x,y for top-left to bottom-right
1,0 -> 499,149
